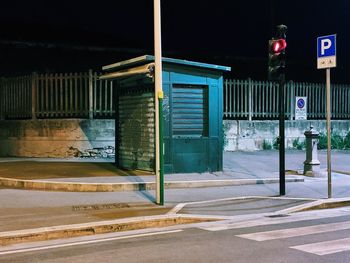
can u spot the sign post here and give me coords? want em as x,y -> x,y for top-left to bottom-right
317,34 -> 336,198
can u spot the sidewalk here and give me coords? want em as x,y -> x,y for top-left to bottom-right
0,155 -> 303,192
0,150 -> 350,245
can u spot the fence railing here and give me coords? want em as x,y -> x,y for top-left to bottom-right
1,75 -> 350,120
224,79 -> 350,120
0,70 -> 114,120
0,75 -> 32,120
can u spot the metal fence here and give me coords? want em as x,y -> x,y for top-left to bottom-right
1,75 -> 350,120
224,79 -> 350,120
0,70 -> 114,120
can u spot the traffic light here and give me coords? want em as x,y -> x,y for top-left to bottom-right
268,25 -> 287,81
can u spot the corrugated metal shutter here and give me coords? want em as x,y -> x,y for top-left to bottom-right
118,90 -> 155,171
172,84 -> 208,136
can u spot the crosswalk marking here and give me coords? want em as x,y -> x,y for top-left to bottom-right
236,221 -> 350,241
199,208 -> 350,231
291,237 -> 350,256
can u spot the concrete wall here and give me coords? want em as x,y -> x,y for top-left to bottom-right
224,120 -> 350,151
1,119 -> 350,157
0,120 -> 115,157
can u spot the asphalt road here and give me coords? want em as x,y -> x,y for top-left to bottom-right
2,207 -> 350,263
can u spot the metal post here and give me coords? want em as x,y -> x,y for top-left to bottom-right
279,74 -> 286,195
154,0 -> 164,205
159,95 -> 164,205
326,68 -> 332,198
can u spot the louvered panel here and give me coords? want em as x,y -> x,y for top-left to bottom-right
172,84 -> 208,136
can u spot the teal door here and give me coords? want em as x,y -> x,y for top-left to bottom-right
171,84 -> 209,173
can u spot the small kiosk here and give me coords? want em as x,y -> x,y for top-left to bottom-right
101,55 -> 230,174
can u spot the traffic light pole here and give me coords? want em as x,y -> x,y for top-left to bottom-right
279,73 -> 286,196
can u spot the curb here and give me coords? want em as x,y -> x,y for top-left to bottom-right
0,214 -> 219,246
0,177 -> 304,192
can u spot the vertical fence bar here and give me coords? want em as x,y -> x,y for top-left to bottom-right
64,73 -> 68,117
341,85 -> 345,118
344,85 -> 347,118
109,80 -> 113,117
54,73 -> 58,117
15,78 -> 19,118
243,79 -> 247,118
49,74 -> 53,118
31,72 -> 38,120
104,79 -> 108,116
347,85 -> 350,118
248,78 -> 253,121
0,78 -> 3,120
7,79 -> 10,119
88,69 -> 93,119
262,81 -> 266,117
38,75 -> 42,118
289,81 -> 294,120
230,80 -> 236,117
59,73 -> 63,117
79,73 -> 83,117
229,80 -> 234,117
314,83 -> 318,118
8,79 -> 12,119
69,73 -> 73,117
94,72 -> 99,117
74,73 -> 78,117
20,77 -> 23,118
45,74 -> 49,118
224,79 -> 228,118
237,80 -> 241,118
255,81 -> 259,118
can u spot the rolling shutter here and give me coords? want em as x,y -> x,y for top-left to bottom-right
118,90 -> 155,171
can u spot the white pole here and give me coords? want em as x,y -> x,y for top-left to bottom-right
154,0 -> 163,204
326,68 -> 332,198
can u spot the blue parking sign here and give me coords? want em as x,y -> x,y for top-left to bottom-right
317,34 -> 336,69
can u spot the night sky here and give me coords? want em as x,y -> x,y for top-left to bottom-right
0,0 -> 349,82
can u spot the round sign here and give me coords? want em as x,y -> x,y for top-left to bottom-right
297,98 -> 305,109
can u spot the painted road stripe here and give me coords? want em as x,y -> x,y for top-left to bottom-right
0,230 -> 183,256
291,237 -> 350,256
168,196 -> 316,215
200,208 -> 350,231
236,221 -> 350,241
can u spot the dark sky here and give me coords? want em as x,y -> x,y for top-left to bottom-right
0,0 -> 349,82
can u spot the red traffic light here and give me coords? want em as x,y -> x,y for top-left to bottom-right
271,39 -> 287,53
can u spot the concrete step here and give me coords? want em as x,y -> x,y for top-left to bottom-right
0,177 -> 304,192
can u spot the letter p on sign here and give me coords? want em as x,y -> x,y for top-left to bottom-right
321,39 -> 332,55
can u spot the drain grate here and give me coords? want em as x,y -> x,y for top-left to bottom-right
266,214 -> 290,218
72,203 -> 130,211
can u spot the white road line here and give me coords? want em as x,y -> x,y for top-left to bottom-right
236,221 -> 350,241
0,230 -> 183,256
291,237 -> 350,256
200,208 -> 350,231
167,196 -> 316,215
167,203 -> 186,214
